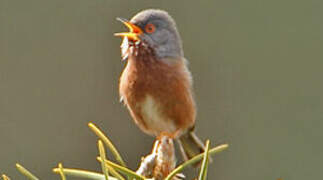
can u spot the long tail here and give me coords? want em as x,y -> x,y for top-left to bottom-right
177,130 -> 208,166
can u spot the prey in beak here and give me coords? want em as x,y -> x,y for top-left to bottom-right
114,17 -> 143,41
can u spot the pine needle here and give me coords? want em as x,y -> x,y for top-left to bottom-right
98,140 -> 109,180
2,174 -> 11,180
105,165 -> 126,180
58,163 -> 66,180
53,168 -> 113,180
88,122 -> 127,167
16,163 -> 39,180
198,140 -> 210,180
97,157 -> 145,180
165,143 -> 228,180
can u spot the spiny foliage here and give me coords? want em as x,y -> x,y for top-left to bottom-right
2,122 -> 228,180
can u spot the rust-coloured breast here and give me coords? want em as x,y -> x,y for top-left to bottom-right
119,52 -> 196,137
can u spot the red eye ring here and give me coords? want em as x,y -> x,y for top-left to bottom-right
145,23 -> 156,33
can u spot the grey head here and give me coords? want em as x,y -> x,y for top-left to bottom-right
130,9 -> 184,59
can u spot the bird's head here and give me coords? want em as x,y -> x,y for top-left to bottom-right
115,9 -> 184,60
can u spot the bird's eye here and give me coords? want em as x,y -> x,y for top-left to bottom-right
145,23 -> 156,34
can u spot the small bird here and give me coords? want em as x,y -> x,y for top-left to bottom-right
115,9 -> 205,162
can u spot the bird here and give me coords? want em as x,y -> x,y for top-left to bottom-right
115,9 -> 206,163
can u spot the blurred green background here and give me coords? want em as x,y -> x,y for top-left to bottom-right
1,0 -> 323,179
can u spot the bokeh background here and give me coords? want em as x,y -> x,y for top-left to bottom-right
1,0 -> 323,179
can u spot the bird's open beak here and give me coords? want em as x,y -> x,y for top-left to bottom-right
114,17 -> 143,41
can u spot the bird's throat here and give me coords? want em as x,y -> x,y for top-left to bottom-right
120,37 -> 157,62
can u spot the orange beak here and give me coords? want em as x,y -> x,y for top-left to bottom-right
114,17 -> 143,41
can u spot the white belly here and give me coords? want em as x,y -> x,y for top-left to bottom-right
140,95 -> 176,135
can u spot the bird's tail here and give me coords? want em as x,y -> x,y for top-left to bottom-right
177,130 -> 209,167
